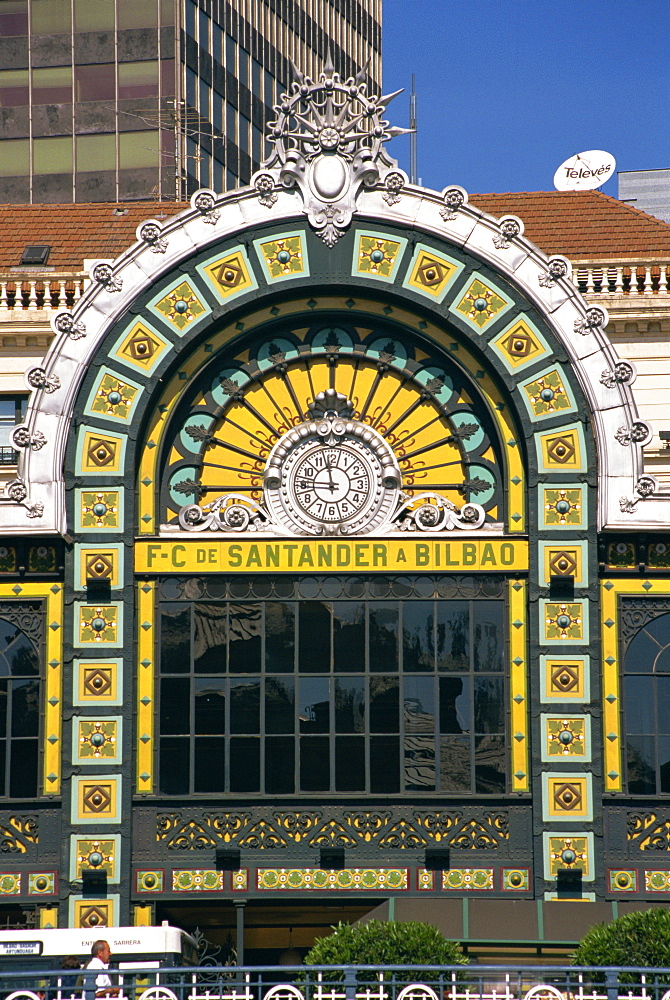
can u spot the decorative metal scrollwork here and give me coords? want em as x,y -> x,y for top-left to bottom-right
26,368 -> 60,393
52,311 -> 86,340
395,493 -> 486,532
493,215 -> 523,249
574,306 -> 607,336
601,361 -> 636,387
254,172 -> 278,208
5,481 -> 44,518
192,189 -> 220,225
139,221 -> 168,254
619,474 -> 658,513
10,426 -> 46,452
614,421 -> 652,447
538,256 -> 571,288
382,171 -> 405,206
439,186 -> 467,221
91,262 -> 123,293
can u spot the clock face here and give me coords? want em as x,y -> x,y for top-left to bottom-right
264,418 -> 402,535
293,445 -> 374,522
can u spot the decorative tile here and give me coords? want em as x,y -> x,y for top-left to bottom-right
136,870 -> 164,893
172,870 -> 224,892
111,319 -> 172,375
417,869 -> 434,891
402,244 -> 464,301
70,895 -> 119,928
502,869 -> 530,891
76,490 -> 123,533
84,369 -> 143,425
544,832 -> 593,881
75,603 -> 122,647
442,869 -> 494,891
645,871 -> 670,892
489,315 -> 552,372
0,546 -> 17,573
148,279 -> 209,333
196,246 -> 258,303
649,542 -> 670,568
540,600 -> 588,644
536,423 -> 586,473
450,274 -> 513,332
256,868 -> 408,891
74,659 -> 122,706
71,775 -> 121,824
540,655 -> 590,702
519,366 -> 576,421
232,870 -> 248,891
0,874 -> 21,894
253,232 -> 309,282
541,715 -> 590,761
76,430 -> 126,476
542,773 -> 592,822
28,873 -> 57,895
607,541 -> 636,569
608,869 -> 638,892
71,836 -> 120,882
540,485 -> 586,529
73,717 -> 121,765
75,545 -> 123,591
28,546 -> 57,573
353,231 -> 407,282
539,541 -> 588,588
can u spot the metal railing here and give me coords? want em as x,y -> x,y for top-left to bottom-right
3,967 -> 670,1000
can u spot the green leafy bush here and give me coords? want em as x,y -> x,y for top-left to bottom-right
572,907 -> 670,976
303,919 -> 467,980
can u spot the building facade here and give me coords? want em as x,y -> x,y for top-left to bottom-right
0,0 -> 382,203
1,65 -> 670,961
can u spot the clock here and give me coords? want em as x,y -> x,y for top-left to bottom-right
264,391 -> 402,535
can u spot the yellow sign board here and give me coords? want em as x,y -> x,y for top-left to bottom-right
135,537 -> 528,574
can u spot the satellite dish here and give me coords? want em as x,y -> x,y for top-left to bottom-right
554,150 -> 616,191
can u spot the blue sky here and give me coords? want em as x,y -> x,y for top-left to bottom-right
382,0 -> 669,198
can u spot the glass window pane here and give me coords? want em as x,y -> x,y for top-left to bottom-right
265,602 -> 294,672
334,677 -> 364,732
627,735 -> 656,794
193,604 -> 226,672
76,133 -> 116,173
659,736 -> 670,794
194,737 -> 225,792
299,602 -> 330,672
230,679 -> 260,734
300,736 -> 329,791
159,737 -> 189,794
439,676 -> 470,733
75,64 -> 116,103
644,611 -> 670,649
194,678 -> 225,734
625,625 -> 664,671
437,602 -> 469,670
0,70 -> 29,108
369,677 -> 399,732
225,34 -> 236,72
474,603 -> 504,671
265,676 -> 294,734
119,131 -> 159,170
118,0 -> 157,28
439,736 -> 471,791
475,735 -> 506,793
3,628 -> 38,676
228,603 -> 261,672
658,677 -> 670,733
625,675 -> 654,732
0,4 -> 28,37
402,602 -> 433,671
0,682 -> 7,737
369,603 -> 398,672
239,49 -> 249,87
75,0 -> 114,30
299,677 -> 329,733
9,739 -> 37,797
370,736 -> 399,792
33,137 -> 73,175
333,602 -> 365,671
160,678 -> 190,734
119,61 -> 158,100
336,736 -> 365,791
0,741 -> 5,796
32,66 -> 72,104
473,677 -> 504,733
266,736 -> 294,793
230,738 -> 260,791
32,0 -> 71,34
10,678 -> 39,736
404,677 -> 435,730
160,605 -> 190,673
0,139 -> 29,177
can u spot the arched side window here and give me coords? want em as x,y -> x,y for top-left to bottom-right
0,605 -> 42,798
623,601 -> 670,794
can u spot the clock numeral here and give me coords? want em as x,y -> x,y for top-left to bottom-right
302,466 -> 315,478
301,493 -> 313,506
351,493 -> 360,503
341,502 -> 350,515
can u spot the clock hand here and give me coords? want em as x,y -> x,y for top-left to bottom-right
325,459 -> 337,494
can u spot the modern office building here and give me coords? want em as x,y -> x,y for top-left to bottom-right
1,66 -> 670,960
619,168 -> 670,224
0,0 -> 382,203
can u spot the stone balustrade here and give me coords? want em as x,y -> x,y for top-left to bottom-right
573,259 -> 670,296
0,272 -> 87,311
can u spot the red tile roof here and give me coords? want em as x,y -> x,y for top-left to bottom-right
469,190 -> 670,259
1,191 -> 669,270
0,202 -> 187,270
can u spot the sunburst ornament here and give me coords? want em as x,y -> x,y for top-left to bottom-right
253,57 -> 411,246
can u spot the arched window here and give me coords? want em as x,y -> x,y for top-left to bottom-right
623,604 -> 670,794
